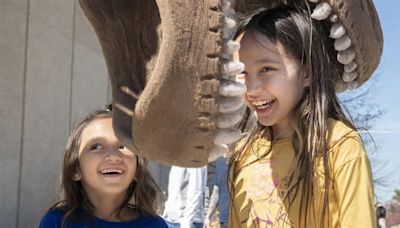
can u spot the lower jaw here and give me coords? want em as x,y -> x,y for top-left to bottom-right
101,174 -> 124,179
255,104 -> 274,117
253,107 -> 275,127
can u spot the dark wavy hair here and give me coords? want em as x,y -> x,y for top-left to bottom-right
48,108 -> 164,226
229,3 -> 357,227
376,206 -> 386,219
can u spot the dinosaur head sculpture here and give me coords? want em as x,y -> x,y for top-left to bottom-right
79,0 -> 382,167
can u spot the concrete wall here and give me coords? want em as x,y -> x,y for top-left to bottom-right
0,0 -> 28,227
0,0 -> 169,226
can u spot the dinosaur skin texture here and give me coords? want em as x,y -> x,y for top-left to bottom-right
79,0 -> 382,167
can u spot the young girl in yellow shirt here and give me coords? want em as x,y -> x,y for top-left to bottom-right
229,4 -> 377,228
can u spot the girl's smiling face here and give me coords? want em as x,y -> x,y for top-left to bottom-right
238,30 -> 309,138
75,117 -> 137,197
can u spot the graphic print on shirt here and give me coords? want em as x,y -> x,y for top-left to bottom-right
238,160 -> 293,228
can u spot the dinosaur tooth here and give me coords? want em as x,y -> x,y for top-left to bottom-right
217,112 -> 243,129
222,61 -> 245,76
347,81 -> 359,90
219,79 -> 246,97
344,61 -> 358,73
330,14 -> 339,23
334,35 -> 352,51
223,40 -> 240,55
223,17 -> 237,39
224,17 -> 236,29
311,2 -> 332,20
330,23 -> 346,39
218,97 -> 245,113
342,71 -> 358,82
337,49 -> 356,64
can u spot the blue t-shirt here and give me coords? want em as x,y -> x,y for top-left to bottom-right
39,209 -> 168,228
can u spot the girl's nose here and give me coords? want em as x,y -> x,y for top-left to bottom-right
245,75 -> 263,98
105,150 -> 122,163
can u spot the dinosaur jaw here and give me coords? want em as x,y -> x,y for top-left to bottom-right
80,0 -> 382,167
133,0 -> 247,166
80,0 -> 245,167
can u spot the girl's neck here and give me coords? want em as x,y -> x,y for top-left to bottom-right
269,113 -> 299,140
271,121 -> 294,141
87,191 -> 137,221
94,205 -> 137,222
271,128 -> 292,140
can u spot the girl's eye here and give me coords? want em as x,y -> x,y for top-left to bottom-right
118,145 -> 125,150
89,143 -> 103,151
261,67 -> 274,72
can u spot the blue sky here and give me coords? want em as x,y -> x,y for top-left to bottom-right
353,0 -> 400,202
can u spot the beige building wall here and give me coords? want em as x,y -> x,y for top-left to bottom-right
0,0 -> 169,227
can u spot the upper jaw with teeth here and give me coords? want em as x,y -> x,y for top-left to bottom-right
100,169 -> 124,174
251,98 -> 275,107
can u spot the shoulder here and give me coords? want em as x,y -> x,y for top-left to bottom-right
326,119 -> 367,167
234,135 -> 272,158
39,209 -> 63,227
40,208 -> 93,227
94,213 -> 168,228
327,118 -> 359,145
327,118 -> 362,150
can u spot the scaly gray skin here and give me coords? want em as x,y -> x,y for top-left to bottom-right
79,0 -> 382,167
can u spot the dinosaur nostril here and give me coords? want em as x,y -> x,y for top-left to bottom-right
209,5 -> 219,11
206,53 -> 219,59
209,27 -> 220,33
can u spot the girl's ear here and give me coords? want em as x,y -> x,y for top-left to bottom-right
133,158 -> 138,181
300,65 -> 310,87
72,170 -> 82,181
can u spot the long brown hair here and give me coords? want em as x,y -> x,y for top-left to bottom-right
229,4 -> 356,226
49,109 -> 164,225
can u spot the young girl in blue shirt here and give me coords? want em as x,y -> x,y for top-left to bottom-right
40,108 -> 167,227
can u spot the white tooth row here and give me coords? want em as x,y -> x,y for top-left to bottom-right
217,106 -> 246,128
218,96 -> 245,113
252,101 -> 266,106
101,169 -> 123,174
309,1 -> 359,90
252,99 -> 273,106
209,0 -> 245,161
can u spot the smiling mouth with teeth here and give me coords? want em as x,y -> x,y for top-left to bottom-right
100,169 -> 124,176
252,99 -> 276,110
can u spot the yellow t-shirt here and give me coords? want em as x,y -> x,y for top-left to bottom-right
229,119 -> 375,228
